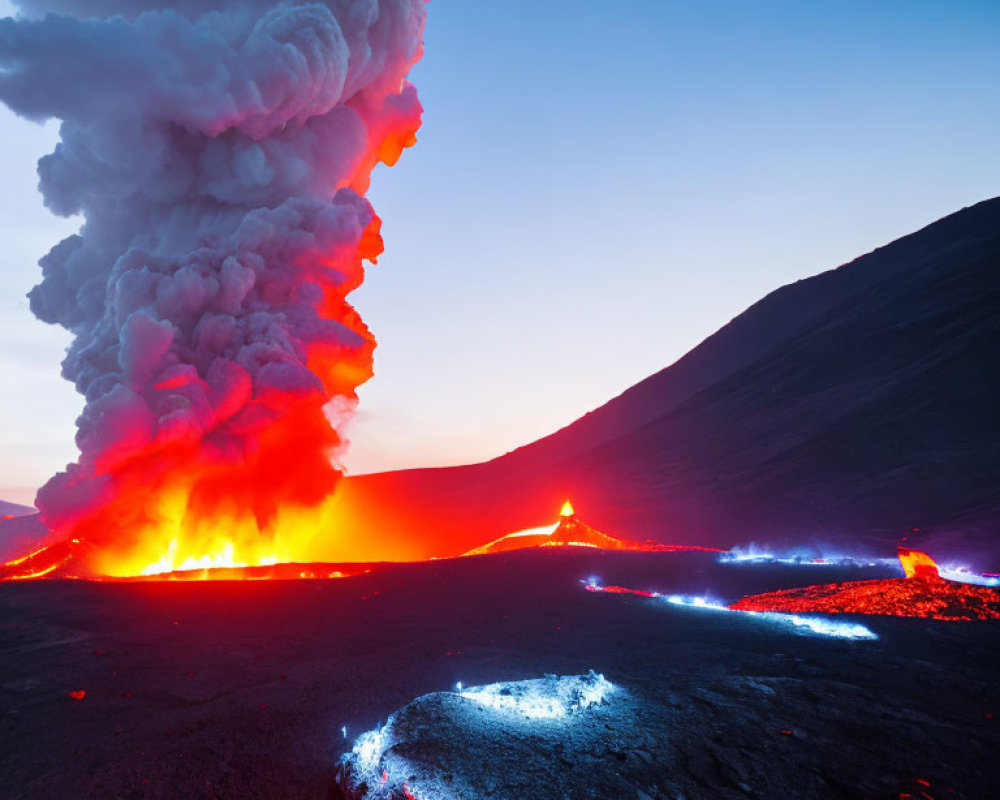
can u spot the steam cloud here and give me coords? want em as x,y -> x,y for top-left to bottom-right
0,1 -> 426,575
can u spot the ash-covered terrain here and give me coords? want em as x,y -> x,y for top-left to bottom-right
2,549 -> 998,799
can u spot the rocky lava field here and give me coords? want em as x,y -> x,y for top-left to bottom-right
1,549 -> 998,800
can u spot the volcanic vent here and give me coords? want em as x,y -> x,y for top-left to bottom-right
463,501 -> 722,557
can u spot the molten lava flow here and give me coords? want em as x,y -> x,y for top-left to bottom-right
0,3 -> 428,581
726,546 -> 1000,620
560,500 -> 575,517
897,547 -> 940,579
106,563 -> 368,583
731,577 -> 1000,621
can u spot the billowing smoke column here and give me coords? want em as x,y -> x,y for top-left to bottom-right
0,0 -> 426,577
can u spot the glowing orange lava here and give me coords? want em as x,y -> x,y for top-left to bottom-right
730,576 -> 1000,621
897,547 -> 940,579
559,500 -> 575,517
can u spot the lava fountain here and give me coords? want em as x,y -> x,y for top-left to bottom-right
0,0 -> 426,580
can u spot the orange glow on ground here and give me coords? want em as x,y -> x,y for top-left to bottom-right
731,576 -> 1000,621
4,562 -> 63,581
106,563 -> 368,582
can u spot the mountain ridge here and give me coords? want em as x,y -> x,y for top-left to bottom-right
328,197 -> 1000,565
486,198 -> 1000,470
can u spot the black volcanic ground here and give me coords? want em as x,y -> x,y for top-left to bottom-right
4,199 -> 1000,798
330,198 -> 1000,566
2,551 -> 999,799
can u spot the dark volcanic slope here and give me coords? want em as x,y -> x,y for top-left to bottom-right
334,198 -> 1000,563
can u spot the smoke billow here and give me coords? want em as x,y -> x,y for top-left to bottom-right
0,0 -> 426,576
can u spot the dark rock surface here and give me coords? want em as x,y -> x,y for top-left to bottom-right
331,198 -> 1000,565
1,549 -> 998,799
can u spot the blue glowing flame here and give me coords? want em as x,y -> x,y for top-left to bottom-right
584,580 -> 878,640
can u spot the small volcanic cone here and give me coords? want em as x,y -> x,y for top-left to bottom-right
462,501 -> 721,557
730,548 -> 1000,621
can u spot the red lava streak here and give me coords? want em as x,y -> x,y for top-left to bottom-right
584,584 -> 656,598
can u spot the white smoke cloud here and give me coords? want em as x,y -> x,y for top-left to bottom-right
12,1 -> 325,21
0,0 -> 425,548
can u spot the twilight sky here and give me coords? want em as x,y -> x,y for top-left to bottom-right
1,0 -> 998,505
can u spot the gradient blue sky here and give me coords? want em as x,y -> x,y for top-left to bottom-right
1,0 -> 999,504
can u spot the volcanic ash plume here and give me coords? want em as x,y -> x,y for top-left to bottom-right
0,0 -> 426,577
